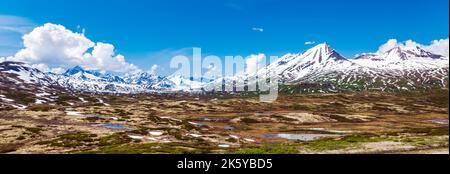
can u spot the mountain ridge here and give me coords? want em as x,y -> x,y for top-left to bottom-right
1,42 -> 448,96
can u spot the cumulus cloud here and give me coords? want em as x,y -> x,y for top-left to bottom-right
426,39 -> 449,57
377,38 -> 449,57
30,63 -> 65,74
304,41 -> 316,45
246,54 -> 265,75
6,23 -> 141,73
377,39 -> 400,54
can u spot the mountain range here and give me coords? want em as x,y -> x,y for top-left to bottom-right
1,43 -> 448,103
219,43 -> 448,93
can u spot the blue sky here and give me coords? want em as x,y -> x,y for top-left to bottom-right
0,0 -> 449,75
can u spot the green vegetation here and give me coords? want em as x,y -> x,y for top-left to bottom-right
16,136 -> 26,140
84,116 -> 102,122
98,133 -> 131,146
0,105 -> 15,111
25,127 -> 43,134
302,129 -> 449,151
240,118 -> 259,124
83,143 -> 212,154
4,91 -> 35,104
225,138 -> 238,143
232,144 -> 298,154
28,104 -> 56,112
167,129 -> 184,140
302,135 -> 377,150
401,127 -> 449,136
113,109 -> 132,117
56,94 -> 79,105
38,132 -> 97,148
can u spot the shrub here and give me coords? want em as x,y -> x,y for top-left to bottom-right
29,104 -> 55,112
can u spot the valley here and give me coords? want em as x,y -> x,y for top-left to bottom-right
0,90 -> 448,154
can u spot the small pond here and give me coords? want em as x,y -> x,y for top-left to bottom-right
94,124 -> 127,129
264,133 -> 342,141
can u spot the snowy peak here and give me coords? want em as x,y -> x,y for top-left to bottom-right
352,44 -> 447,70
380,46 -> 442,60
387,45 -> 442,59
122,72 -> 177,90
64,66 -> 85,76
255,43 -> 355,82
384,47 -> 408,60
63,66 -> 126,83
356,45 -> 443,61
102,74 -> 125,83
63,66 -> 103,81
307,43 -> 334,55
167,75 -> 203,90
64,66 -> 103,77
125,72 -> 158,85
302,43 -> 347,63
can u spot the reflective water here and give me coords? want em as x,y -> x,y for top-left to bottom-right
264,133 -> 342,141
94,124 -> 127,129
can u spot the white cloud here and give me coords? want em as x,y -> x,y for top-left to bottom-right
50,67 -> 66,74
149,64 -> 159,75
252,27 -> 264,32
6,23 -> 141,73
29,63 -> 64,74
377,39 -> 400,54
425,38 -> 449,57
246,54 -> 265,75
304,41 -> 316,45
377,38 -> 449,57
0,15 -> 34,34
0,16 -> 34,56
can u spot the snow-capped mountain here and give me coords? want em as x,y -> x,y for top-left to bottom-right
1,42 -> 448,96
56,66 -> 179,93
0,61 -> 198,95
258,43 -> 359,82
0,61 -> 54,86
124,72 -> 175,89
353,45 -> 448,69
63,66 -> 125,83
167,75 -> 204,91
0,61 -> 64,108
211,43 -> 448,92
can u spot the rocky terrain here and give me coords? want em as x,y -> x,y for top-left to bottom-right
0,90 -> 448,154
